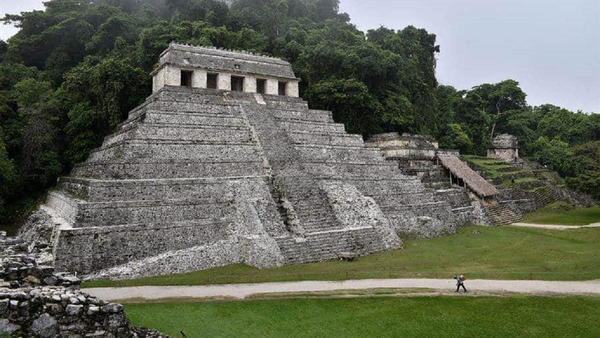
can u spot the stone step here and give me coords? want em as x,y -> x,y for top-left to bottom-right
87,142 -> 259,163
322,178 -> 426,195
58,176 -> 270,202
272,109 -> 333,124
137,123 -> 252,142
435,189 -> 472,209
484,204 -> 524,225
261,96 -> 309,110
46,192 -> 233,227
289,132 -> 365,147
380,201 -> 449,212
105,113 -> 249,148
304,161 -> 402,178
140,101 -> 242,117
296,145 -> 382,163
368,192 -> 437,206
54,217 -> 232,273
280,120 -> 347,134
75,200 -> 231,227
114,115 -> 144,136
275,227 -> 389,264
143,111 -> 247,127
71,160 -> 266,180
301,221 -> 345,233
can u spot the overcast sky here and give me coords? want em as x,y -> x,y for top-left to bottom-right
1,0 -> 599,113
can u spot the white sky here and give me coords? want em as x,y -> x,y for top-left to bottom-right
0,0 -> 45,40
339,0 -> 600,113
1,0 -> 599,113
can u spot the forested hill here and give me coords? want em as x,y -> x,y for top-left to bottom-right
0,0 -> 598,226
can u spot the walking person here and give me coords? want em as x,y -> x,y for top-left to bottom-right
454,274 -> 467,292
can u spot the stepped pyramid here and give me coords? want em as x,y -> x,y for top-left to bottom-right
26,44 -> 456,278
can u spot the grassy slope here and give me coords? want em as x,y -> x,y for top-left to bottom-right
524,202 -> 600,225
84,226 -> 600,287
461,155 -> 518,179
124,296 -> 600,338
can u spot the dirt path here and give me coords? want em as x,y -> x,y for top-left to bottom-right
85,279 -> 600,302
511,222 -> 600,230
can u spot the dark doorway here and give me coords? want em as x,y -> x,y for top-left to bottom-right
278,81 -> 288,96
181,70 -> 193,87
257,79 -> 267,94
232,76 -> 245,92
207,73 -> 218,89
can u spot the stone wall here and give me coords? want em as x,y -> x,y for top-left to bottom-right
488,134 -> 519,162
487,148 -> 518,162
0,233 -> 168,337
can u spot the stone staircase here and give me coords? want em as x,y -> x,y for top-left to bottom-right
483,203 -> 524,226
530,186 -> 556,208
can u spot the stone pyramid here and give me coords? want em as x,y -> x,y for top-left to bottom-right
26,44 -> 456,278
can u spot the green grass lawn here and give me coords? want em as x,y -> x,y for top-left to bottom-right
124,296 -> 600,338
524,203 -> 600,225
84,226 -> 600,288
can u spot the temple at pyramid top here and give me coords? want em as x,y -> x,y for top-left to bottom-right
151,42 -> 300,97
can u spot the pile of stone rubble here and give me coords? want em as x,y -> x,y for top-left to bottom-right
0,231 -> 169,337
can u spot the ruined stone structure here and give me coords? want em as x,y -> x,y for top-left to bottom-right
488,134 -> 519,162
24,44 -> 457,279
0,232 -> 168,337
365,133 -> 497,226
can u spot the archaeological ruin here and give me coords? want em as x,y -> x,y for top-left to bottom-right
18,43 -> 596,281
22,43 -> 463,280
488,134 -> 519,162
365,133 -> 495,227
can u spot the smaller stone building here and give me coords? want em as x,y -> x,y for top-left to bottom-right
151,43 -> 300,97
488,134 -> 519,162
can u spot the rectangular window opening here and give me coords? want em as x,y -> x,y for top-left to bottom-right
257,79 -> 267,94
278,81 -> 288,96
231,76 -> 245,92
181,70 -> 193,87
207,73 -> 218,89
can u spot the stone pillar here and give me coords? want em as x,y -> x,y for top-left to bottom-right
266,79 -> 279,96
287,81 -> 300,97
192,70 -> 207,89
218,73 -> 231,91
165,66 -> 181,87
244,76 -> 257,93
152,68 -> 166,92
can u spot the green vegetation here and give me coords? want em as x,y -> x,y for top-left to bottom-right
124,296 -> 600,337
461,156 -> 518,180
83,226 -> 600,287
462,155 -> 556,193
500,177 -> 538,186
0,0 -> 597,228
524,202 -> 600,226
